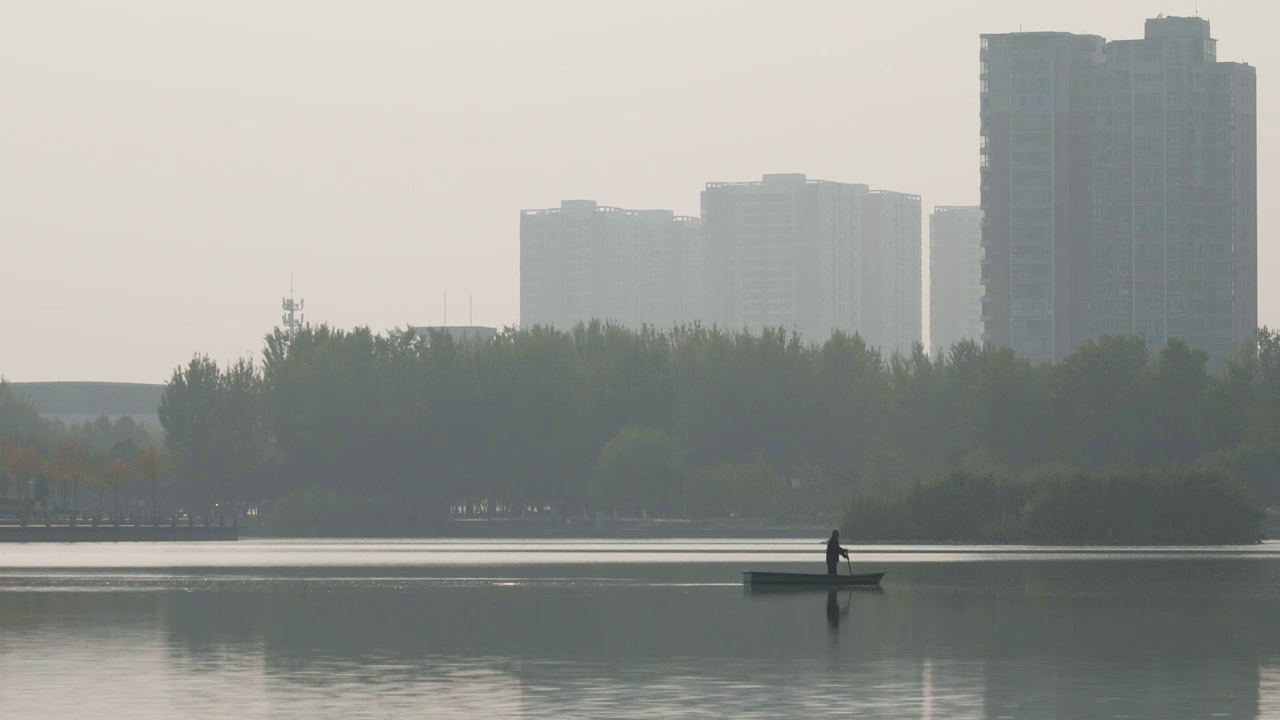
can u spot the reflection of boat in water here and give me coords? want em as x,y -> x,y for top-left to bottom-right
743,582 -> 884,597
742,571 -> 884,587
740,580 -> 879,632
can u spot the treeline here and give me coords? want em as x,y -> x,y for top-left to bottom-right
842,468 -> 1265,545
0,381 -> 166,520
157,322 -> 1280,537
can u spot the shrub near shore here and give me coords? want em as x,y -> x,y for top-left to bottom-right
840,468 -> 1265,545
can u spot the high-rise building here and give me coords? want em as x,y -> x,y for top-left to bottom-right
523,175 -> 923,350
1098,17 -> 1258,358
633,211 -> 705,330
520,200 -> 703,331
861,190 -> 924,356
980,16 -> 1257,363
700,173 -> 866,344
930,206 -> 985,354
979,30 -> 1106,364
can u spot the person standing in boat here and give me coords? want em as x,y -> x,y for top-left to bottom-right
824,529 -> 850,575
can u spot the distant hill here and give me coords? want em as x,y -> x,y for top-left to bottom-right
9,382 -> 164,427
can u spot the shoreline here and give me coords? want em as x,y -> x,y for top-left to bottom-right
0,525 -> 239,542
6,518 -> 1269,544
242,518 -> 1280,544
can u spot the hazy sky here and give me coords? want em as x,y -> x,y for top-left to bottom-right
2,0 -> 1271,383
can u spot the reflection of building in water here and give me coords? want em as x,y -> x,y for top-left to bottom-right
1261,662 -> 1280,718
980,656 -> 1260,717
921,657 -> 933,720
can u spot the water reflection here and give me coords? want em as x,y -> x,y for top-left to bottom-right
0,543 -> 1277,718
826,589 -> 849,631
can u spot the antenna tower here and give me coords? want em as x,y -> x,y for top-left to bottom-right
281,275 -> 305,339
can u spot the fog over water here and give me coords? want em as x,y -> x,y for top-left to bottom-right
2,0 -> 1274,382
2,539 -> 1279,718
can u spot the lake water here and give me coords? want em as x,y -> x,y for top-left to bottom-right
1,539 -> 1279,719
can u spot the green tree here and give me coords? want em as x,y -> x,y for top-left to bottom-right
49,440 -> 91,518
590,427 -> 684,516
102,458 -> 130,520
1056,335 -> 1155,468
3,441 -> 44,524
962,346 -> 1052,469
0,437 -> 13,499
134,444 -> 167,523
727,456 -> 784,518
680,462 -> 733,518
0,381 -> 53,443
160,355 -> 265,510
160,355 -> 225,499
1152,337 -> 1211,463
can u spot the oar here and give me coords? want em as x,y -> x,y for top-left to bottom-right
845,555 -> 853,577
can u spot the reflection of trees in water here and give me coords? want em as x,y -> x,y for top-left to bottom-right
2,558 -> 1277,716
0,591 -> 159,632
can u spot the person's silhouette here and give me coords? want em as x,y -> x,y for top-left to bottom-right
824,529 -> 850,575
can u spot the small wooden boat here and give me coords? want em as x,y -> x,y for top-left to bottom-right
743,571 -> 884,586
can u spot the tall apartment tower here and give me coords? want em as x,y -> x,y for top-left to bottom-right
930,206 -> 985,354
861,190 -> 924,356
634,211 -> 705,329
520,200 -> 703,330
979,31 -> 1106,364
1098,17 -> 1258,357
700,174 -> 866,344
981,17 -> 1257,363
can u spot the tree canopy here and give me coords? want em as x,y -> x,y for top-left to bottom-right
150,323 -> 1280,536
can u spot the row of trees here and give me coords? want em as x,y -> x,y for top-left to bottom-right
157,322 -> 1280,534
0,436 -> 168,520
588,428 -> 839,519
842,467 -> 1265,544
0,382 -> 168,521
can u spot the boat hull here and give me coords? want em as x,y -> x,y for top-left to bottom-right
743,571 -> 884,586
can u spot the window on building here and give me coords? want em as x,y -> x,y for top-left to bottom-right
1134,168 -> 1164,197
1013,187 -> 1052,205
1013,207 -> 1053,224
1013,225 -> 1053,243
1013,114 -> 1053,131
